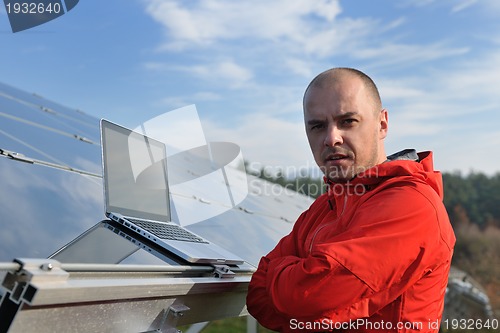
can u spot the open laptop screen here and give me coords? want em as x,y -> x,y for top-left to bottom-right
101,120 -> 171,222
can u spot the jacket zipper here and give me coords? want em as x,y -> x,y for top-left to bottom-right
308,194 -> 348,253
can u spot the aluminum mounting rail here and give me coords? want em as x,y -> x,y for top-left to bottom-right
0,258 -> 254,333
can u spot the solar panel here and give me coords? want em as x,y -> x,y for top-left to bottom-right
0,81 -> 313,266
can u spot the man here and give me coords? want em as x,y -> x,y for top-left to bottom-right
246,68 -> 455,332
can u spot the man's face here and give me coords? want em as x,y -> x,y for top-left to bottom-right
304,76 -> 388,182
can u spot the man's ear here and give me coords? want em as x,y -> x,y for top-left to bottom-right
379,109 -> 388,139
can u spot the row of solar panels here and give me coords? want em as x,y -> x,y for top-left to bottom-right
0,81 -> 313,266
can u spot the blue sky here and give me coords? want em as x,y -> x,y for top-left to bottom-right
1,0 -> 500,176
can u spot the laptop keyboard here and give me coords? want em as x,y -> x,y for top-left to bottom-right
126,218 -> 209,243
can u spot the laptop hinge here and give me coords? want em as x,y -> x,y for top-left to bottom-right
212,264 -> 235,279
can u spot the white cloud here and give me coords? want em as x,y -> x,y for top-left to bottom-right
451,0 -> 478,13
400,0 -> 500,15
187,60 -> 253,88
379,51 -> 500,130
193,91 -> 221,101
284,58 -> 314,78
144,0 -> 342,50
374,48 -> 500,175
439,52 -> 500,103
400,0 -> 437,7
143,0 -> 416,63
214,61 -> 253,86
381,17 -> 407,32
482,0 -> 500,12
143,0 -> 469,71
143,62 -> 169,71
144,0 -> 204,49
154,96 -> 187,109
354,42 -> 469,68
153,92 -> 222,110
144,58 -> 253,89
378,80 -> 426,101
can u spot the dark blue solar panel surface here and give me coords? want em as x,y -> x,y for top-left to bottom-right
0,81 -> 313,266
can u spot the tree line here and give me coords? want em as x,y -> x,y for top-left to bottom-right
442,172 -> 500,230
249,165 -> 500,231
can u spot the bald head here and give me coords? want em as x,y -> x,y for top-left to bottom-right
303,67 -> 382,113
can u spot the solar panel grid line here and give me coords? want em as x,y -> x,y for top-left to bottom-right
0,94 -> 100,161
0,90 -> 98,130
0,111 -> 99,146
0,127 -> 69,166
0,147 -> 102,179
170,185 -> 308,220
168,191 -> 300,223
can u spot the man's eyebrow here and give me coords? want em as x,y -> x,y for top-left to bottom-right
306,119 -> 326,126
306,112 -> 360,125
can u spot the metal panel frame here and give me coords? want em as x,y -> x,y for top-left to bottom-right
0,259 -> 253,333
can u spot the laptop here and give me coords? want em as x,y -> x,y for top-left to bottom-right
49,221 -> 140,264
100,119 -> 244,265
49,220 -> 180,265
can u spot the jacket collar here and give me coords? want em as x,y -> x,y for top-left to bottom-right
386,148 -> 419,162
324,149 -> 443,211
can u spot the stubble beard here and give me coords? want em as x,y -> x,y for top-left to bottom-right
322,147 -> 380,183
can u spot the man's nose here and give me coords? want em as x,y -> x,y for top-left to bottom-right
324,125 -> 343,147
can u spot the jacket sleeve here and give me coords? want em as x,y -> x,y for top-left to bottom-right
246,210 -> 309,331
247,185 -> 451,332
246,203 -> 372,331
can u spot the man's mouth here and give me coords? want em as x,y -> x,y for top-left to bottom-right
325,153 -> 349,162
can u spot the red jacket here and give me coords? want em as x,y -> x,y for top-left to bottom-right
246,151 -> 455,332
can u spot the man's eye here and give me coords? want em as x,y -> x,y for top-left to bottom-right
310,124 -> 325,131
341,118 -> 357,126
